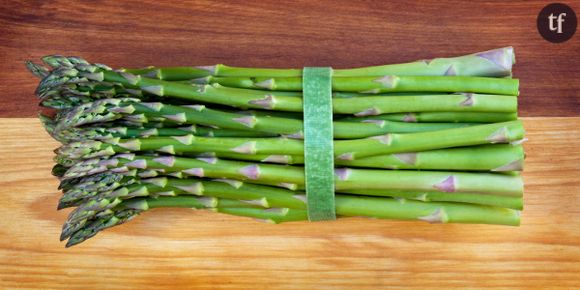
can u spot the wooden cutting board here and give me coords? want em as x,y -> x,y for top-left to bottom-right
0,117 -> 578,289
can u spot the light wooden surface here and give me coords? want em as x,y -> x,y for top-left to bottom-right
0,117 -> 578,289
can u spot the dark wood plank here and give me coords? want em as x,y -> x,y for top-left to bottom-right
0,0 -> 578,116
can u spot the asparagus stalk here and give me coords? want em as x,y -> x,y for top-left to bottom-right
340,111 -> 518,123
63,153 -> 524,196
62,195 -> 259,245
342,190 -> 522,209
48,123 -> 275,143
193,75 -> 519,95
120,47 -> 515,79
64,190 -> 521,247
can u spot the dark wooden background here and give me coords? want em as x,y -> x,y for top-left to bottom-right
0,0 -> 578,117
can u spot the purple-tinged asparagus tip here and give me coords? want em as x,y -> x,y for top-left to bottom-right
155,191 -> 176,197
153,156 -> 175,167
283,131 -> 304,139
128,186 -> 149,197
178,125 -> 197,133
110,187 -> 129,198
176,182 -> 204,195
197,157 -> 217,164
168,171 -> 184,178
125,89 -> 143,96
142,177 -> 168,187
111,166 -> 130,173
118,139 -> 141,150
194,65 -> 217,75
137,170 -> 158,178
241,198 -> 269,208
231,141 -> 257,154
239,164 -> 260,180
140,128 -> 158,137
433,176 -> 456,192
119,72 -> 141,85
334,168 -> 352,181
141,85 -> 164,96
142,69 -> 161,79
232,116 -> 257,128
459,93 -> 474,106
254,79 -> 275,90
116,153 -> 135,160
492,159 -> 524,172
183,168 -> 204,177
444,65 -> 456,76
140,102 -> 164,112
197,197 -> 218,208
98,158 -> 119,167
81,72 -> 105,81
126,159 -> 147,169
172,134 -> 194,145
163,113 -> 187,124
181,104 -> 205,111
403,113 -> 417,122
475,47 -> 513,71
337,153 -> 355,161
292,194 -> 307,203
124,199 -> 149,210
487,126 -> 509,143
279,182 -> 298,190
355,107 -> 381,117
418,208 -> 448,223
393,152 -> 417,165
361,119 -> 386,128
261,155 -> 291,164
110,105 -> 136,114
373,75 -> 398,88
213,178 -> 244,188
248,95 -> 275,109
370,134 -> 391,145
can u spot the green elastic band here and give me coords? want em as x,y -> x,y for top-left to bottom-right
302,67 -> 336,221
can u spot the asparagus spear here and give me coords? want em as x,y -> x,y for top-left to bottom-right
193,75 -> 519,95
64,190 -> 521,247
119,47 -> 515,79
62,195 -> 259,246
339,112 -> 518,123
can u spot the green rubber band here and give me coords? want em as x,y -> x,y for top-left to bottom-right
302,67 -> 336,221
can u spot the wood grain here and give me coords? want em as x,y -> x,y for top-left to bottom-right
0,117 -> 578,289
0,0 -> 579,117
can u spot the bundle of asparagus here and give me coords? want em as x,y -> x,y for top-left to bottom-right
26,47 -> 525,247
